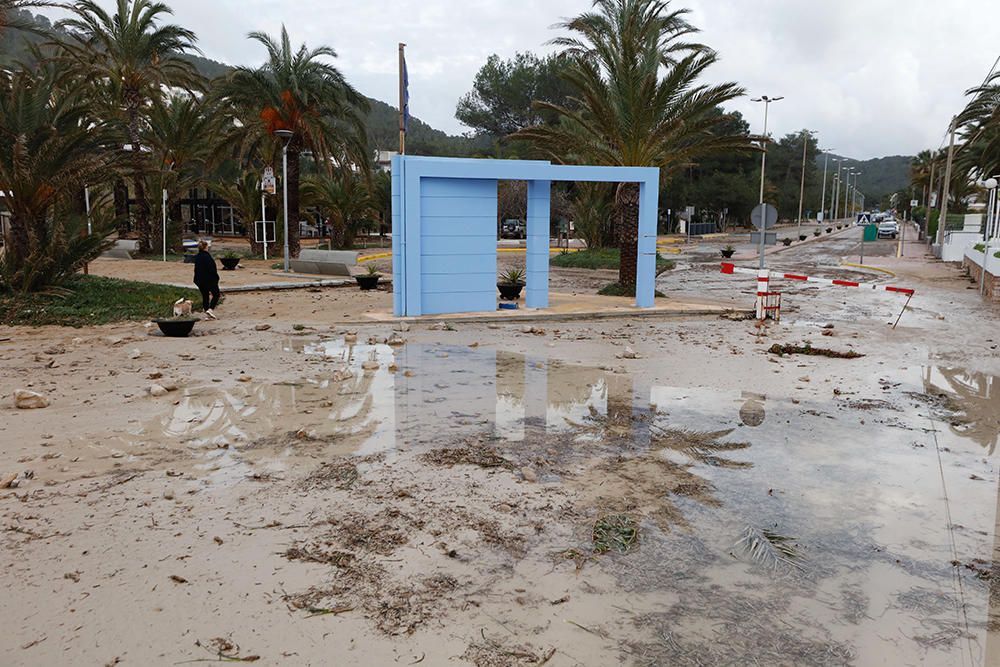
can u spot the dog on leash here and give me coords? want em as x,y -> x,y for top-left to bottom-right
173,298 -> 193,317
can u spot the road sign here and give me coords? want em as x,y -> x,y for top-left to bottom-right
261,166 -> 276,195
751,203 -> 778,230
910,199 -> 919,207
254,220 -> 276,243
750,231 -> 777,246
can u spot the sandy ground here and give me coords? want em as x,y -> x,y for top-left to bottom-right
3,228 -> 1000,666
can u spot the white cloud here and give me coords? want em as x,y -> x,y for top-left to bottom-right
39,0 -> 1000,159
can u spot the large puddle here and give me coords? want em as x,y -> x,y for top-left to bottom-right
110,339 -> 1000,664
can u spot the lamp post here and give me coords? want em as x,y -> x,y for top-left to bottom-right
850,172 -> 862,218
843,168 -> 855,221
819,149 -> 833,223
751,95 -> 783,269
834,161 -> 847,220
796,130 -> 814,232
274,129 -> 294,272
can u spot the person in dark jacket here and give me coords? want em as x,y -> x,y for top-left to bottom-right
193,240 -> 220,319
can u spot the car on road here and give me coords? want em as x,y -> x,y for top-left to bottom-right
500,219 -> 526,239
877,219 -> 899,239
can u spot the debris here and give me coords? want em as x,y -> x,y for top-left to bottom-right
620,346 -> 639,359
127,349 -> 142,360
520,467 -> 539,483
386,334 -> 406,347
148,384 -> 169,397
254,324 -> 271,331
237,375 -> 252,383
592,514 -> 639,554
14,390 -> 49,410
169,575 -> 188,584
768,343 -> 862,359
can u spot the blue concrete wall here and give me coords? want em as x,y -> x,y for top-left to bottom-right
419,177 -> 498,315
392,156 -> 659,317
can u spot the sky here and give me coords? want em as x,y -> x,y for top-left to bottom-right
39,0 -> 1000,160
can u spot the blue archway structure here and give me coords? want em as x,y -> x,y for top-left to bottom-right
391,155 -> 659,317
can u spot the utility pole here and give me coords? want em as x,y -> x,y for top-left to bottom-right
924,154 -> 937,242
937,120 -> 957,248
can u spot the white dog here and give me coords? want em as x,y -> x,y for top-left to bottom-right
173,298 -> 193,317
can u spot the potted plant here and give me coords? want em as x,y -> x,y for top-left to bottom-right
153,316 -> 197,337
837,224 -> 843,229
782,238 -> 793,246
497,267 -> 526,300
799,233 -> 807,241
356,263 -> 381,290
220,251 -> 241,270
720,245 -> 735,258
813,230 -> 821,237
825,227 -> 833,234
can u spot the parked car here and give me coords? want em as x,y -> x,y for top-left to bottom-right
500,219 -> 526,239
877,220 -> 899,239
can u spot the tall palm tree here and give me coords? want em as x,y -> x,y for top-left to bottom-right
301,171 -> 375,250
513,0 -> 749,288
0,65 -> 120,291
956,70 -> 1000,180
217,26 -> 369,258
55,0 -> 202,254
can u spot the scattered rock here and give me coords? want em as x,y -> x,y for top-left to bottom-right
14,390 -> 49,410
520,467 -> 539,483
254,324 -> 272,331
127,349 -> 142,360
163,489 -> 175,500
148,384 -> 169,398
386,334 -> 406,347
237,375 -> 252,383
361,360 -> 380,371
43,345 -> 66,355
344,332 -> 358,342
621,346 -> 639,359
147,371 -> 163,380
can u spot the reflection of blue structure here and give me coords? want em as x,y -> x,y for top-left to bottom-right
391,156 -> 659,316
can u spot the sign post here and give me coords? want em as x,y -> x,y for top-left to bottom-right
259,169 -> 277,261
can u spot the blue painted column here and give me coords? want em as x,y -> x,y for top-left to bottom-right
390,155 -> 404,316
526,180 -> 551,309
635,179 -> 659,308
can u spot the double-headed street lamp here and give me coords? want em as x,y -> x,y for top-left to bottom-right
796,130 -> 815,231
819,149 -> 834,223
751,95 -> 783,269
833,160 -> 847,220
274,128 -> 294,272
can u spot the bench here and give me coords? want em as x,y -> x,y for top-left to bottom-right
289,249 -> 358,276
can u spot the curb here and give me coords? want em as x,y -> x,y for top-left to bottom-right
839,262 -> 897,277
341,306 -> 735,327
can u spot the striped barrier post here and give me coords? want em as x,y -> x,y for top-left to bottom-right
721,262 -> 915,322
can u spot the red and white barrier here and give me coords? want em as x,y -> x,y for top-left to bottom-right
721,262 -> 915,320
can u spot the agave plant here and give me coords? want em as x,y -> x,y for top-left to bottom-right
498,266 -> 526,285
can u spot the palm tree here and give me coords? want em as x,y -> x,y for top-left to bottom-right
513,0 -> 749,289
301,171 -> 375,250
0,65 -> 120,291
217,26 -> 370,258
212,171 -> 268,256
956,70 -> 1000,179
144,93 -> 222,250
55,0 -> 203,254
909,149 -> 935,199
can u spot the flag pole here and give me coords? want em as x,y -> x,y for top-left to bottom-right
398,42 -> 406,155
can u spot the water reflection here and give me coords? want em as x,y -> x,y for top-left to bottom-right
922,367 -> 1000,453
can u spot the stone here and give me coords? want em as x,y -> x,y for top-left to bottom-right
386,334 -> 406,347
14,390 -> 49,409
520,467 -> 538,483
148,384 -> 169,397
361,360 -> 380,371
344,332 -> 358,342
237,375 -> 252,383
163,489 -> 175,500
254,324 -> 272,331
128,349 -> 142,360
621,346 -> 639,359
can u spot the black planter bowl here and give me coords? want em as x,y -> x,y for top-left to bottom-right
497,282 -> 525,300
813,231 -> 821,237
720,249 -> 735,258
782,239 -> 793,246
220,257 -> 241,270
356,274 -> 381,290
825,227 -> 833,233
154,318 -> 197,337
799,234 -> 807,241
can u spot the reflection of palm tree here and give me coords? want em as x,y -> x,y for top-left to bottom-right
651,427 -> 752,469
923,368 -> 1000,453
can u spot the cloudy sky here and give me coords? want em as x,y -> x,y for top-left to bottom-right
41,0 -> 1000,159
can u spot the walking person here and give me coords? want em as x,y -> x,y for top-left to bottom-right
193,240 -> 220,319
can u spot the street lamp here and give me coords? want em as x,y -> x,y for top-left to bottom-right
850,171 -> 862,218
983,176 -> 998,241
833,160 -> 848,220
843,168 -> 855,220
274,128 -> 294,272
751,95 -> 783,269
796,130 -> 815,232
819,149 -> 834,223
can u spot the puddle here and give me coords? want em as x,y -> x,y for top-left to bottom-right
82,341 -> 1000,664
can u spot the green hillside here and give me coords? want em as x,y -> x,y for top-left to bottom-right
0,10 -> 485,157
815,152 -> 913,207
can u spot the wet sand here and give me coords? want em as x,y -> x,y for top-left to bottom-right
3,238 -> 1000,666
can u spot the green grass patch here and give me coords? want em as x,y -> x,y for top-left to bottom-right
551,248 -> 674,274
0,275 -> 202,327
592,514 -> 639,554
597,282 -> 666,298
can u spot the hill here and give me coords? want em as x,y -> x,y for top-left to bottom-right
816,153 -> 913,207
0,10 -> 486,157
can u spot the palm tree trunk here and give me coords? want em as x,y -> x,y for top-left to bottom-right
287,142 -> 302,257
7,214 -> 30,264
126,100 -> 151,253
616,182 -> 640,288
113,178 -> 129,237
